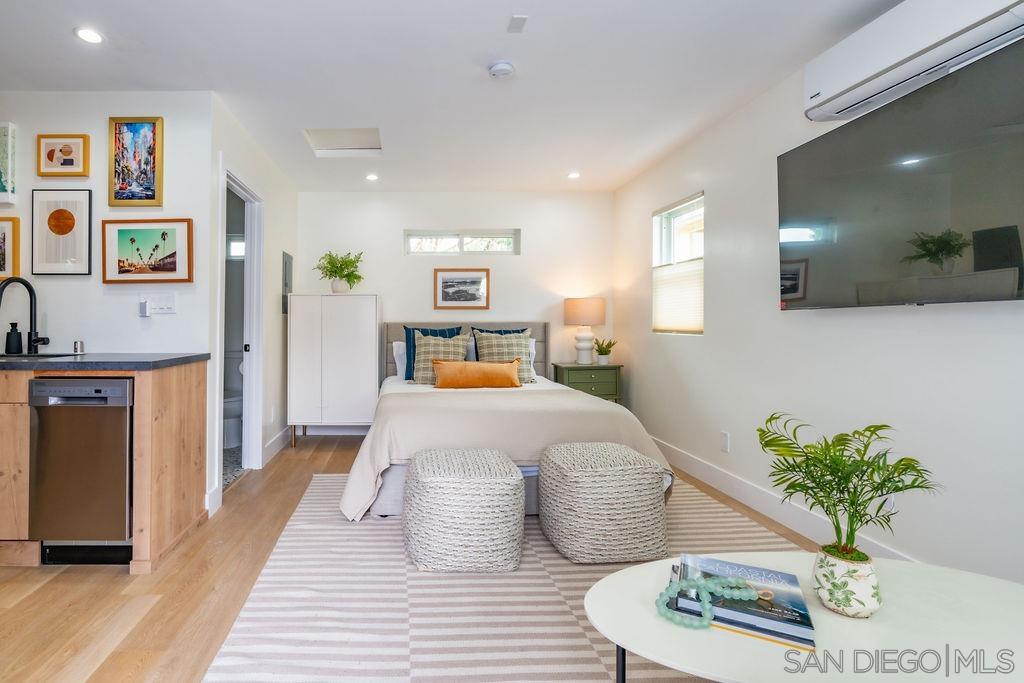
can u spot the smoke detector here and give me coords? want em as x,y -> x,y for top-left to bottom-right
488,61 -> 516,80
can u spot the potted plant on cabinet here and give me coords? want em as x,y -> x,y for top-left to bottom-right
900,229 -> 972,275
594,338 -> 616,366
757,413 -> 938,618
314,251 -> 364,293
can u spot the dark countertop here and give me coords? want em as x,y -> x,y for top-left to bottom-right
0,352 -> 211,371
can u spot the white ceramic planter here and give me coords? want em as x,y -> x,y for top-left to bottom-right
596,354 -> 610,366
813,549 -> 881,618
330,279 -> 347,293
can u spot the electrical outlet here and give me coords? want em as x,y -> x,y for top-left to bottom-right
139,293 -> 176,315
719,431 -> 731,454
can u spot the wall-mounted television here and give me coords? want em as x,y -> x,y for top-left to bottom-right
777,36 -> 1024,310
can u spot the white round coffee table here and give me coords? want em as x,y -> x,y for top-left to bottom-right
584,551 -> 1024,682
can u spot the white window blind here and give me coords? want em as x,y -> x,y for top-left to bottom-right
652,194 -> 704,334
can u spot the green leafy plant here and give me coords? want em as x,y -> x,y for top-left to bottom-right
900,229 -> 972,268
594,338 -> 617,355
314,251 -> 364,288
757,413 -> 938,562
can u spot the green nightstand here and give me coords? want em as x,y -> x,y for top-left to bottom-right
553,362 -> 623,403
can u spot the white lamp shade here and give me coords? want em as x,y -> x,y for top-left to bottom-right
564,297 -> 606,326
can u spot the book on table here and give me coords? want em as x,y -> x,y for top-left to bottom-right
669,555 -> 815,649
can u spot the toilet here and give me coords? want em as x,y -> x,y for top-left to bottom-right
223,351 -> 244,449
223,391 -> 243,449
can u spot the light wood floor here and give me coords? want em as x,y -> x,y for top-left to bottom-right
0,436 -> 813,682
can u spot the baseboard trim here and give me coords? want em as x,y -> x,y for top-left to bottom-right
652,436 -> 915,562
205,484 -> 223,515
263,426 -> 290,466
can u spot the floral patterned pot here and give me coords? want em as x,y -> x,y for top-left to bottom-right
813,548 -> 881,618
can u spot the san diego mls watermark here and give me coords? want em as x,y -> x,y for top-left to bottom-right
784,647 -> 1015,676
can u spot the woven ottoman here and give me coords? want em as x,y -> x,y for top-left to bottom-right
403,448 -> 525,572
539,442 -> 668,563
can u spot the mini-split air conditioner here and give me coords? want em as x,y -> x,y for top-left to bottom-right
804,0 -> 1024,121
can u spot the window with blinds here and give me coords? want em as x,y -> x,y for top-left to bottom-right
652,193 -> 704,334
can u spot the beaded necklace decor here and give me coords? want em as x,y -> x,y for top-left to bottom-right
656,576 -> 759,628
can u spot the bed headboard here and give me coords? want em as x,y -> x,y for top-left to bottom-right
382,322 -> 550,380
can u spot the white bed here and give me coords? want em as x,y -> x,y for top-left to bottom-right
338,322 -> 674,521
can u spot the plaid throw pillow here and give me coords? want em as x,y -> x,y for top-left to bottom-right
473,328 -> 535,383
413,332 -> 470,384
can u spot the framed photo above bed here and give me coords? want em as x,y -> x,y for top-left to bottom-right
434,268 -> 490,310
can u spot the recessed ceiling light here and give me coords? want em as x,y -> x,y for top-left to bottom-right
567,171 -> 581,179
74,27 -> 104,44
901,158 -> 921,165
365,173 -> 379,182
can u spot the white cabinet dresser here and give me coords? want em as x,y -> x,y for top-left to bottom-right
287,294 -> 380,442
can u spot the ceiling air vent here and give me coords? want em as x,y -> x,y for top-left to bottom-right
303,128 -> 382,158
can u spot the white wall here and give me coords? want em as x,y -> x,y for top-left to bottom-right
611,71 -> 1024,582
296,191 -> 613,364
0,91 -> 213,354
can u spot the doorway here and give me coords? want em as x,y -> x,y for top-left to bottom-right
217,170 -> 265,498
223,188 -> 246,488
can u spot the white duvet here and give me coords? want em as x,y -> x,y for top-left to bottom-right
339,376 -> 673,521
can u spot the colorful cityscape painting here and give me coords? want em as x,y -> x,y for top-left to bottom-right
110,117 -> 162,205
117,227 -> 176,274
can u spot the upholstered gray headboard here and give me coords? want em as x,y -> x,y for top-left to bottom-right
383,322 -> 550,380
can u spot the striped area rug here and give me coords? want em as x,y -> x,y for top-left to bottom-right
205,474 -> 796,682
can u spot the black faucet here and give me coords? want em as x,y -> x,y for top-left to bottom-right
0,277 -> 50,354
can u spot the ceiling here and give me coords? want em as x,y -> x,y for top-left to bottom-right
0,0 -> 900,192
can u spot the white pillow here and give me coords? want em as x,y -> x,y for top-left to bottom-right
393,341 -> 407,379
465,336 -> 535,364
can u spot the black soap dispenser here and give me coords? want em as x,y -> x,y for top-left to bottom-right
5,322 -> 23,355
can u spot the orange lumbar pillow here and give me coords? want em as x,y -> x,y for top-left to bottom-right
433,358 -> 522,388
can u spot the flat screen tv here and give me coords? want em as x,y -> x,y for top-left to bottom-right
777,36 -> 1024,310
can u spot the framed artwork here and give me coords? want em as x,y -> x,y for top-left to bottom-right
0,217 -> 19,279
780,259 -> 809,301
109,117 -> 163,206
37,134 -> 90,177
102,218 -> 193,284
32,189 -> 91,275
433,268 -> 490,310
0,123 -> 15,204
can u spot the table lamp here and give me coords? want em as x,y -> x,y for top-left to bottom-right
564,297 -> 606,365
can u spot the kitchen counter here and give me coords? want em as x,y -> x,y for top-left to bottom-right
0,352 -> 210,371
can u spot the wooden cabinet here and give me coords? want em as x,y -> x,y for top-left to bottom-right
553,362 -> 623,403
288,294 -> 380,427
0,402 -> 30,539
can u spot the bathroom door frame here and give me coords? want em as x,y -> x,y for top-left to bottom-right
225,172 -> 265,474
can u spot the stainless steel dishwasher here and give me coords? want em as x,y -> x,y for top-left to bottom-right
29,378 -> 133,564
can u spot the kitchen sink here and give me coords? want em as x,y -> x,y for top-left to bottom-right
0,354 -> 72,360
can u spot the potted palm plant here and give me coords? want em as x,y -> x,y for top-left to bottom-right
594,337 -> 616,365
757,413 -> 937,618
314,251 -> 364,293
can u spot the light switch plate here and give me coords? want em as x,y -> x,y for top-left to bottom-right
139,292 -> 176,315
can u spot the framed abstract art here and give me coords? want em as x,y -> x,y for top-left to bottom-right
109,117 -> 163,206
37,134 -> 90,177
32,189 -> 91,275
101,218 -> 193,284
0,217 -> 19,280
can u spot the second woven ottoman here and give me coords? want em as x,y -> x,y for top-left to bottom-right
539,442 -> 668,563
403,448 -> 525,572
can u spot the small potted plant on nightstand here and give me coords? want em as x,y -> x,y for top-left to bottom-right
594,338 -> 616,366
757,413 -> 938,618
314,251 -> 364,293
